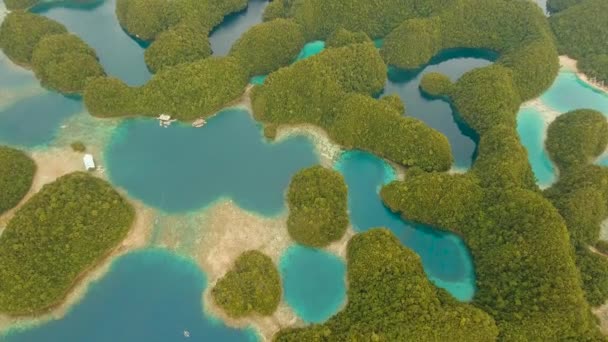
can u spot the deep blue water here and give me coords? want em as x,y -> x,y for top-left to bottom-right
3,249 -> 257,342
279,245 -> 346,323
105,109 -> 318,215
383,49 -> 498,169
335,150 -> 476,301
517,107 -> 556,187
210,0 -> 269,56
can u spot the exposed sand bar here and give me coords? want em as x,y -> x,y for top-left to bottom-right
276,124 -> 343,167
559,56 -> 608,93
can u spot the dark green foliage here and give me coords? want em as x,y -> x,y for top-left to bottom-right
576,248 -> 608,307
331,94 -> 453,171
419,72 -> 453,97
381,0 -> 559,101
287,166 -> 348,247
547,0 -> 584,12
552,187 -> 606,246
380,93 -> 405,114
84,57 -> 249,120
450,65 -> 521,135
229,19 -> 305,76
0,172 -> 134,314
546,109 -> 608,171
211,251 -> 281,318
382,172 -> 601,340
274,229 -> 499,341
545,165 -> 608,204
263,0 -> 300,22
325,28 -> 371,48
0,146 -> 35,215
116,0 -> 173,41
31,34 -> 104,93
472,125 -> 537,190
70,141 -> 86,153
579,54 -> 608,85
597,241 -> 608,255
3,0 -> 39,10
144,23 -> 212,73
0,12 -> 66,65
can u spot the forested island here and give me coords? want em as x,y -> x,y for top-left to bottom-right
0,0 -> 607,340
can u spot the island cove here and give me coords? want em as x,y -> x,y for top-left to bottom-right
0,0 -> 607,340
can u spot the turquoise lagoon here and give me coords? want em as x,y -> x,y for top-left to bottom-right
249,41 -> 326,85
517,107 -> 556,187
335,150 -> 476,301
383,49 -> 498,169
4,249 -> 257,342
279,246 -> 346,323
541,71 -> 608,116
105,109 -> 318,215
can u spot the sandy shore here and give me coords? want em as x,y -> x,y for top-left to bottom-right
559,56 -> 608,94
276,124 -> 343,167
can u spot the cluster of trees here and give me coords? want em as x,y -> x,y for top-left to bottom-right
0,146 -> 35,215
546,109 -> 608,171
381,173 -> 603,340
116,0 -> 248,71
84,57 -> 248,120
325,28 -> 371,48
211,250 -> 281,318
229,19 -> 305,77
252,42 -> 453,171
381,0 -> 559,101
0,172 -> 134,314
287,166 -> 348,248
0,12 -> 104,93
419,72 -> 453,98
275,229 -> 499,341
550,0 -> 608,84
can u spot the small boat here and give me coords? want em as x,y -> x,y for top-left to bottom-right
183,330 -> 190,338
192,118 -> 206,128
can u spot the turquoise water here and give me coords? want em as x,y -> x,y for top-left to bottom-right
249,41 -> 325,84
541,71 -> 608,116
34,0 -> 151,86
384,49 -> 498,169
279,245 -> 346,323
599,155 -> 608,166
517,107 -> 556,187
4,249 -> 257,342
210,0 -> 269,56
335,150 -> 476,301
105,109 -> 318,214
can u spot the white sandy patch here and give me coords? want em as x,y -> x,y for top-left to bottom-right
559,56 -> 608,93
276,125 -> 343,167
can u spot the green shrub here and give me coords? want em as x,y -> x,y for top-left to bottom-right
31,34 -> 104,93
263,124 -> 278,140
0,172 -> 134,314
212,251 -> 281,318
0,12 -> 66,65
0,146 -> 35,215
419,72 -> 453,97
326,28 -> 372,48
70,141 -> 87,153
144,23 -> 212,73
229,19 -> 305,76
546,109 -> 608,171
287,166 -> 348,247
274,229 -> 499,341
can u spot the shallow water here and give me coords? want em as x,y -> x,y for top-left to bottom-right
517,107 -> 556,187
105,109 -> 318,215
279,245 -> 346,323
541,71 -> 608,116
34,0 -> 151,86
3,249 -> 258,342
383,49 -> 498,169
335,150 -> 476,301
210,0 -> 270,56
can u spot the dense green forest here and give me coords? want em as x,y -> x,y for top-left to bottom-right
84,57 -> 248,120
252,42 -> 453,171
211,251 -> 281,318
3,0 -> 39,10
550,0 -> 608,84
117,0 -> 247,71
0,146 -> 35,215
274,229 -> 499,341
287,166 -> 348,247
419,72 -> 453,97
0,172 -> 134,314
229,19 -> 305,77
0,12 -> 104,93
325,29 -> 372,48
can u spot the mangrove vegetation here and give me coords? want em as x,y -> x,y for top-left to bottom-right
0,146 -> 35,215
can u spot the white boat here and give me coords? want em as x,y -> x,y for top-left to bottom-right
192,118 -> 206,128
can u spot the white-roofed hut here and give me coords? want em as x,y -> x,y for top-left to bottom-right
83,154 -> 96,171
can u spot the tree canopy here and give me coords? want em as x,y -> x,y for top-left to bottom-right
0,172 -> 134,315
287,166 -> 348,248
211,251 -> 281,318
0,146 -> 36,215
274,229 -> 499,341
